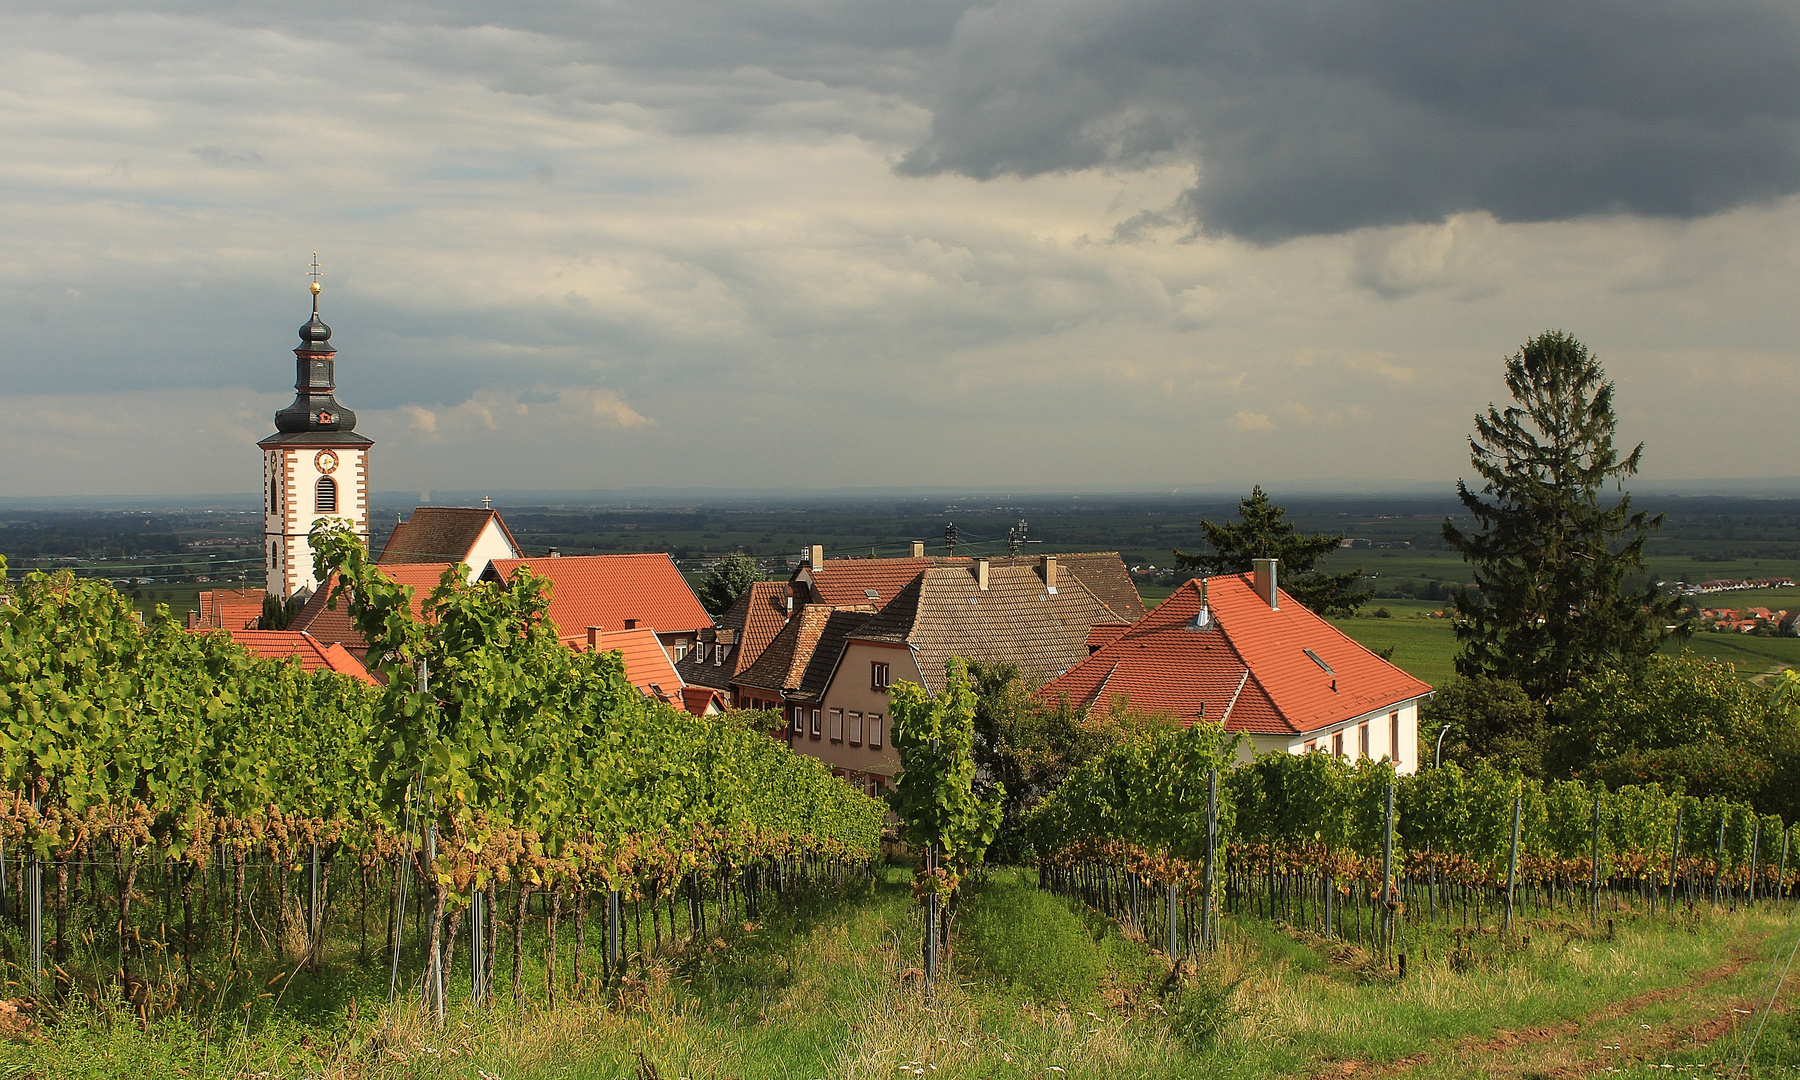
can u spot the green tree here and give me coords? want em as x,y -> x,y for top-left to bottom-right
1422,676 -> 1549,776
967,661 -> 1169,862
1174,486 -> 1366,616
1552,653 -> 1793,809
1442,331 -> 1678,701
698,552 -> 760,615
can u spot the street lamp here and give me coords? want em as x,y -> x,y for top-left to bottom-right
1435,723 -> 1454,769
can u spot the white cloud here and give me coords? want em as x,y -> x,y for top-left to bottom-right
0,3 -> 1796,496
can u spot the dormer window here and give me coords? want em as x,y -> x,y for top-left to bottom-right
315,475 -> 337,513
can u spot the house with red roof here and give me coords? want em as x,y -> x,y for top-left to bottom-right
764,555 -> 1131,795
187,587 -> 268,632
675,580 -> 797,702
791,544 -> 1146,624
213,628 -> 378,685
482,553 -> 713,662
381,506 -> 522,583
1040,561 -> 1433,774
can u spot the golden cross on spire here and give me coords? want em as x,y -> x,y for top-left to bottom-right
307,251 -> 323,312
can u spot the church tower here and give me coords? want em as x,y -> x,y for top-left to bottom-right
259,270 -> 372,601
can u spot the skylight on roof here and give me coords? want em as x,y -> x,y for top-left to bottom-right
1304,648 -> 1335,675
865,589 -> 880,599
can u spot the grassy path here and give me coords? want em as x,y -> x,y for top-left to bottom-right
9,870 -> 1800,1078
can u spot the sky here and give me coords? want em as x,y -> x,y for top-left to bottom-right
3,0 -> 1799,498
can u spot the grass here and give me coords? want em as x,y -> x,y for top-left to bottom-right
9,868 -> 1800,1079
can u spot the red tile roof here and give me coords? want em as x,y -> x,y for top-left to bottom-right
677,580 -> 792,690
1086,623 -> 1130,651
196,588 -> 267,631
218,629 -> 378,685
569,626 -> 685,702
797,557 -> 948,609
1041,575 -> 1431,736
735,604 -> 876,699
379,507 -> 521,566
488,554 -> 712,640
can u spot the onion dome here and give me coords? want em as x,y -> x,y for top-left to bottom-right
273,281 -> 359,434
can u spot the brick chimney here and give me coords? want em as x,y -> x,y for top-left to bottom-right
1253,558 -> 1279,610
911,541 -> 925,558
810,544 -> 824,572
585,625 -> 602,650
624,618 -> 639,630
1042,555 -> 1058,592
976,558 -> 990,591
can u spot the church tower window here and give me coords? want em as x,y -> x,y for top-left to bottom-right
315,475 -> 338,513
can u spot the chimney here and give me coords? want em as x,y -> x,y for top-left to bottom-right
976,558 -> 990,591
586,625 -> 602,651
810,544 -> 824,572
624,618 -> 639,630
1042,555 -> 1059,592
1253,558 -> 1280,610
548,548 -> 561,558
786,591 -> 795,615
911,541 -> 925,558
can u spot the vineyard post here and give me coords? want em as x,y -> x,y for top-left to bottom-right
27,850 -> 41,996
1714,816 -> 1726,907
1167,881 -> 1179,961
1503,794 -> 1521,937
1381,782 -> 1395,966
1779,828 -> 1790,905
0,835 -> 7,922
309,841 -> 320,962
426,815 -> 444,1027
924,842 -> 940,988
608,888 -> 621,979
1204,768 -> 1218,952
1666,807 -> 1683,915
469,888 -> 484,1006
1749,819 -> 1760,907
1590,794 -> 1601,927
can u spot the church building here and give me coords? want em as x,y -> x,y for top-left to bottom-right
259,278 -> 372,601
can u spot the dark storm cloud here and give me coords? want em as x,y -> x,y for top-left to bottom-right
895,0 -> 1800,241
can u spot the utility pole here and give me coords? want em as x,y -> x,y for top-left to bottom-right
943,522 -> 958,556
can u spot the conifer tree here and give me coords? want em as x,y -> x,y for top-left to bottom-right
1174,486 -> 1366,616
1442,331 -> 1677,701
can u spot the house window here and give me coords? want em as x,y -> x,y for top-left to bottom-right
1303,740 -> 1317,754
868,712 -> 882,749
790,706 -> 803,735
871,662 -> 890,690
830,709 -> 843,741
714,645 -> 727,666
315,475 -> 337,513
1332,731 -> 1344,758
849,711 -> 864,745
1358,723 -> 1370,760
672,641 -> 688,662
1390,712 -> 1401,763
810,709 -> 822,738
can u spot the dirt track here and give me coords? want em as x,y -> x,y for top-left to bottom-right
1311,942 -> 1781,1080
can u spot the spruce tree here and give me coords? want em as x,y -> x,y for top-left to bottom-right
1442,331 -> 1677,701
1174,486 -> 1367,616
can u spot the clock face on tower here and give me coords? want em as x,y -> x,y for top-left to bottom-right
315,450 -> 339,474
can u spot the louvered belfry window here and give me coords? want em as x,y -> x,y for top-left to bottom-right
315,475 -> 338,513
